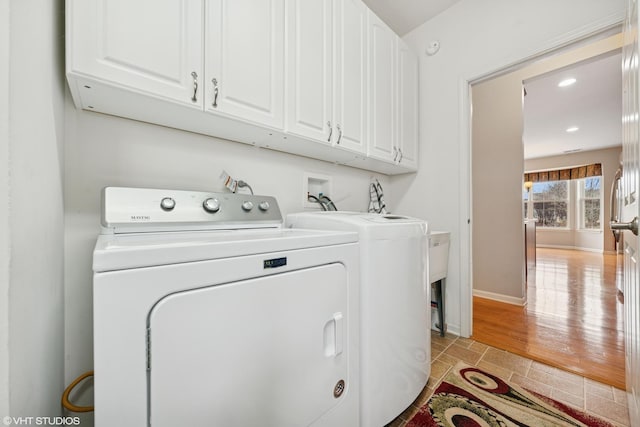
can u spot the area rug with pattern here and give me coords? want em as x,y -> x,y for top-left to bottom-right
407,361 -> 614,427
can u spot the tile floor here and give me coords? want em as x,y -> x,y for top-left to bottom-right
386,331 -> 631,427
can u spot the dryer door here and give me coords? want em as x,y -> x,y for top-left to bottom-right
147,263 -> 349,427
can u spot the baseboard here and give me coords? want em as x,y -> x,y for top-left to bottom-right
446,323 -> 462,337
536,244 -> 603,254
430,323 -> 462,338
473,289 -> 526,306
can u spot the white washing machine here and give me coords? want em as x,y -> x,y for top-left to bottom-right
92,187 -> 360,427
285,212 -> 430,427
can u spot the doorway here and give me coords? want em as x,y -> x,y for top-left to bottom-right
470,34 -> 624,387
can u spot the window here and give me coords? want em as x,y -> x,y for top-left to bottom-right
531,181 -> 568,228
578,177 -> 601,229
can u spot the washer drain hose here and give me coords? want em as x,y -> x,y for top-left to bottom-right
61,371 -> 94,412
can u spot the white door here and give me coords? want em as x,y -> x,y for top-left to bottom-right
622,1 -> 640,424
368,11 -> 397,162
332,0 -> 368,154
285,0 -> 333,143
205,0 -> 285,128
148,264 -> 350,427
67,0 -> 203,106
397,39 -> 419,170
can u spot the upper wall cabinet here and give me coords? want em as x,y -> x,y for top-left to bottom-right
68,0 -> 284,127
206,0 -> 285,128
397,39 -> 419,170
368,12 -> 397,163
67,0 -> 417,175
333,0 -> 369,154
285,0 -> 368,154
285,0 -> 333,144
67,0 -> 203,107
367,13 -> 418,171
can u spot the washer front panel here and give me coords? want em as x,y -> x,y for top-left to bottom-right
92,242 -> 360,427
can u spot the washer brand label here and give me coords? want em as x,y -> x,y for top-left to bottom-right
264,257 -> 287,269
130,215 -> 151,221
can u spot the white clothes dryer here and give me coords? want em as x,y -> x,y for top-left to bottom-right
285,212 -> 430,427
92,187 -> 360,427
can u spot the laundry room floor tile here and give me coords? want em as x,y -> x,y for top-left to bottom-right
385,330 -> 630,427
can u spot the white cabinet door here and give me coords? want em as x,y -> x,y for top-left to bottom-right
333,0 -> 368,154
206,0 -> 285,128
286,0 -> 367,153
368,12 -> 397,162
285,0 -> 333,143
67,0 -> 203,107
397,39 -> 419,170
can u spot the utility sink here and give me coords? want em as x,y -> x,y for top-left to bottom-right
429,231 -> 450,336
429,231 -> 450,284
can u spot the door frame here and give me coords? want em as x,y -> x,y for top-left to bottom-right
458,15 -> 625,337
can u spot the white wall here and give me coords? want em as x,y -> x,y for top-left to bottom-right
0,0 -> 10,418
472,75 -> 525,301
396,0 -> 625,335
526,146 -> 622,253
7,0 -> 66,418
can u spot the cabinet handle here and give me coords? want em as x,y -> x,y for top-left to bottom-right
327,121 -> 333,142
191,71 -> 198,103
212,78 -> 219,108
393,147 -> 399,162
336,124 -> 342,144
398,148 -> 403,163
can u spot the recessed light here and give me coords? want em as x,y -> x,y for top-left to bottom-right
558,78 -> 577,87
566,126 -> 579,133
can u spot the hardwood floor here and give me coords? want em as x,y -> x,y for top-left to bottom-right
472,247 -> 626,390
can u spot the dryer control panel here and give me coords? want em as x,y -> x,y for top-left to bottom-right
101,187 -> 282,234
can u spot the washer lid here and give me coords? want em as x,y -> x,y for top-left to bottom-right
93,228 -> 358,272
286,211 -> 428,240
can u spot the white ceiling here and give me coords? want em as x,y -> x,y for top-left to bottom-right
523,53 -> 622,160
361,0 -> 462,36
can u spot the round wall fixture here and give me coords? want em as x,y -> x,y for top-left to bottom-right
426,40 -> 440,56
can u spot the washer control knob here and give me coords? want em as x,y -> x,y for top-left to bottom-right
242,201 -> 254,212
258,201 -> 270,211
203,198 -> 221,213
160,197 -> 176,211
